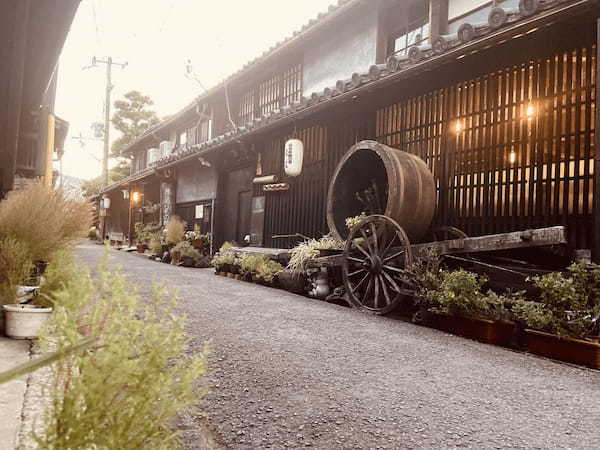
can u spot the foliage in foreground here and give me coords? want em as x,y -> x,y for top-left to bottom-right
35,251 -> 207,449
165,216 -> 186,245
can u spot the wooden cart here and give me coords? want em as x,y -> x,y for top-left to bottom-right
314,140 -> 569,315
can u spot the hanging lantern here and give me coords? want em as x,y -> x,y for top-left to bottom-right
102,196 -> 111,209
284,138 -> 304,177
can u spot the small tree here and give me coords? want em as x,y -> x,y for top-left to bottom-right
111,90 -> 160,160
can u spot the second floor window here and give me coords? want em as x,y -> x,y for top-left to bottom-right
388,1 -> 430,56
238,63 -> 302,125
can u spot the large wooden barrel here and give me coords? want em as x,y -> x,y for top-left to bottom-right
326,140 -> 436,242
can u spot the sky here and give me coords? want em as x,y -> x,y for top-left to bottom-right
56,0 -> 336,180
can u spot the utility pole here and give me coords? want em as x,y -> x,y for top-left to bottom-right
90,56 -> 127,187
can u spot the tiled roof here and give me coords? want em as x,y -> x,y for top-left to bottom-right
102,0 -> 590,194
121,0 -> 365,153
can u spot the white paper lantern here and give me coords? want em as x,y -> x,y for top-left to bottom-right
284,139 -> 304,177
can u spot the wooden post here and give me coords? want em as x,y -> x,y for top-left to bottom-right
429,0 -> 449,42
594,18 -> 600,262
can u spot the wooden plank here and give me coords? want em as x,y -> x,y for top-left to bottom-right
312,226 -> 567,268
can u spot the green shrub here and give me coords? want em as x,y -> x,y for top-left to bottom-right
420,269 -> 512,321
0,236 -> 34,305
512,261 -> 600,338
35,250 -> 207,448
219,241 -> 234,253
256,260 -> 283,282
211,252 -> 237,271
173,241 -> 202,260
0,182 -> 91,262
239,254 -> 268,276
149,234 -> 164,255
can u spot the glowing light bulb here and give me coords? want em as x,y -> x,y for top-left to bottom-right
132,191 -> 141,203
526,104 -> 535,119
453,121 -> 463,134
509,151 -> 517,165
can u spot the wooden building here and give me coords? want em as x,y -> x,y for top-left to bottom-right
0,0 -> 79,198
100,0 -> 600,260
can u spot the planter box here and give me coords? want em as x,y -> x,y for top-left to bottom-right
526,329 -> 600,369
430,314 -> 515,347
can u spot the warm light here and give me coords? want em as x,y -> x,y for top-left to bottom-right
453,121 -> 463,134
509,151 -> 517,165
526,104 -> 535,119
132,191 -> 141,203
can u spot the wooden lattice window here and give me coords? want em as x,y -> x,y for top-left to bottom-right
238,63 -> 302,125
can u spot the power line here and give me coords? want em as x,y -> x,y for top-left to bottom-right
90,0 -> 101,47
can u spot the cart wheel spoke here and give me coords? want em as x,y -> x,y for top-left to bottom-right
373,275 -> 380,309
383,264 -> 409,275
348,268 -> 367,278
378,275 -> 392,306
382,271 -> 413,297
353,240 -> 372,260
347,256 -> 366,265
370,223 -> 379,255
360,228 -> 375,255
351,273 -> 370,293
363,276 -> 374,305
383,249 -> 405,263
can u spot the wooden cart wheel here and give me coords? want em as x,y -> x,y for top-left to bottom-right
342,215 -> 414,315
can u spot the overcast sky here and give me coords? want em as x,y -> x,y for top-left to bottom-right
56,0 -> 335,180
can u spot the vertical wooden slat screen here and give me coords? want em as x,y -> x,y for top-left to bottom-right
374,43 -> 597,250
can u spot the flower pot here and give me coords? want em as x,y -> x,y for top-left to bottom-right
3,304 -> 53,339
525,329 -> 600,369
136,244 -> 146,253
430,314 -> 515,347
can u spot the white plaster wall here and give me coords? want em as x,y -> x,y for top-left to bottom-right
302,8 -> 379,97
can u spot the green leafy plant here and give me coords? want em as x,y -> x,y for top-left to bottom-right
420,269 -> 512,321
512,261 -> 600,339
211,252 -> 237,272
287,236 -> 345,273
173,241 -> 202,261
36,250 -> 80,308
0,236 -> 34,305
165,216 -> 186,245
256,260 -> 283,283
134,222 -> 160,245
345,213 -> 367,230
87,227 -> 98,240
239,254 -> 268,276
34,250 -> 207,448
149,234 -> 164,255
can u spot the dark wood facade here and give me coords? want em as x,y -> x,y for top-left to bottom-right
226,17 -> 598,255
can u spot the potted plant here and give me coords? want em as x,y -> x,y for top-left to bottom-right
417,269 -> 516,347
134,223 -> 147,253
512,261 -> 600,368
255,259 -> 284,286
239,254 -> 266,281
185,225 -> 210,252
173,241 -> 202,268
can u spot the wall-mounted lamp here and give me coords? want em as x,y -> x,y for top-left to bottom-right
132,191 -> 141,203
509,151 -> 517,165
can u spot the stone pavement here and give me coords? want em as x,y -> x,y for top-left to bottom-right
77,243 -> 600,449
0,337 -> 30,450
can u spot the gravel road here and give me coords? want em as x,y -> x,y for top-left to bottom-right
76,243 -> 600,449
